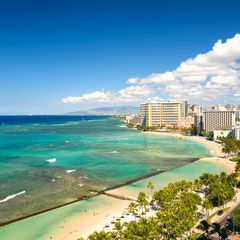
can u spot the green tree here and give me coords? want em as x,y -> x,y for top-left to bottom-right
88,231 -> 113,240
204,131 -> 214,141
127,202 -> 138,218
147,181 -> 155,200
136,192 -> 148,215
202,199 -> 213,217
233,208 -> 240,231
113,220 -> 124,239
122,217 -> 161,240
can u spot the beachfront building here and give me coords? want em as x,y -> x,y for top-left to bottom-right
125,114 -> 141,125
140,101 -> 187,126
187,104 -> 203,117
213,129 -> 232,140
214,127 -> 240,140
232,127 -> 240,140
193,114 -> 203,135
203,111 -> 236,132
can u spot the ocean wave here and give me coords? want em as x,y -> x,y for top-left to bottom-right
51,121 -> 80,127
65,140 -> 70,143
66,169 -> 76,173
0,191 -> 26,203
46,158 -> 56,163
79,175 -> 88,179
109,151 -> 119,154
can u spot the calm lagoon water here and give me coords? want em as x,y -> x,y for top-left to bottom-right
0,115 -> 212,224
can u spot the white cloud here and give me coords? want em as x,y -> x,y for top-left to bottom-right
119,85 -> 153,97
127,71 -> 175,84
146,96 -> 164,103
235,91 -> 240,97
62,33 -> 240,105
128,33 -> 240,101
127,77 -> 141,84
61,91 -> 115,104
61,85 -> 154,104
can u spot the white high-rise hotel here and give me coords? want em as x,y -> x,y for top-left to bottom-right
203,111 -> 236,132
140,101 -> 187,126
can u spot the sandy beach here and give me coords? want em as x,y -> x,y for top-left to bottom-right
61,197 -> 131,240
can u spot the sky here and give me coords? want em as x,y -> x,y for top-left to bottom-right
0,0 -> 240,114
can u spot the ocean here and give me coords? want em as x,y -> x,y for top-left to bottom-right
0,115 -> 212,224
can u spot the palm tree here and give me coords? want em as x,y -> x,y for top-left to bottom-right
202,199 -> 213,217
127,202 -> 138,219
146,181 -> 155,200
88,230 -> 112,240
113,220 -> 124,238
136,192 -> 148,215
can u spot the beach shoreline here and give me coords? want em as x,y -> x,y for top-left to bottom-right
0,131 -> 235,240
58,132 -> 236,240
141,131 -> 236,174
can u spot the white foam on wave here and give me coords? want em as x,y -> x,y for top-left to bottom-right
79,176 -> 88,179
110,151 -> 119,154
0,191 -> 26,203
66,169 -> 76,173
46,158 -> 56,163
65,141 -> 70,143
51,122 -> 80,127
113,137 -> 129,140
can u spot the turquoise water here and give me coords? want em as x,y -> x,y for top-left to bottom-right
0,116 -> 212,224
0,160 -> 224,240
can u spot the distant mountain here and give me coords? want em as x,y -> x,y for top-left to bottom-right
66,106 -> 139,116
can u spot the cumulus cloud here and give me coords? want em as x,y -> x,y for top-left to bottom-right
119,85 -> 153,97
61,86 -> 154,104
127,71 -> 175,84
61,91 -> 115,104
62,33 -> 240,104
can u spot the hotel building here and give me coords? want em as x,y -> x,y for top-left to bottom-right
140,101 -> 187,126
203,111 -> 236,132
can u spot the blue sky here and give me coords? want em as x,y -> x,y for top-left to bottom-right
0,0 -> 240,114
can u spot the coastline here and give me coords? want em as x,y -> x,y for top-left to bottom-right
142,131 -> 236,174
0,131 -> 234,240
79,132 -> 236,238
